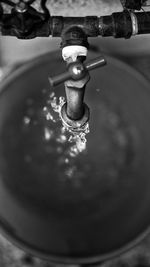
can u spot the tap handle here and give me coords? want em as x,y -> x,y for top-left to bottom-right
49,71 -> 71,87
49,56 -> 106,87
85,56 -> 106,71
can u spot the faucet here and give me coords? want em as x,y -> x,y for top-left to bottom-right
0,0 -> 150,129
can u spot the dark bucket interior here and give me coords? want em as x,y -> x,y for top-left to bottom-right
0,51 -> 150,264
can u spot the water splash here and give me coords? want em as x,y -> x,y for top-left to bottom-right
22,90 -> 90,181
44,127 -> 54,141
44,91 -> 90,181
67,124 -> 89,157
23,116 -> 31,125
42,91 -> 89,158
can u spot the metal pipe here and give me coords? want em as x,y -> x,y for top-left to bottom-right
65,84 -> 85,121
1,11 -> 150,39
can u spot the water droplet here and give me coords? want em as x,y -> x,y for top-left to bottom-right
69,145 -> 79,157
43,106 -> 47,112
65,166 -> 76,178
65,158 -> 69,164
43,106 -> 56,122
23,116 -> 31,125
44,127 -> 53,141
56,134 -> 67,144
50,92 -> 55,98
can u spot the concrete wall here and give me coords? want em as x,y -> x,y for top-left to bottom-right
2,0 -> 122,15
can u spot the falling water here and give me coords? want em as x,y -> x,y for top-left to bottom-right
21,80 -> 137,189
22,88 -> 90,184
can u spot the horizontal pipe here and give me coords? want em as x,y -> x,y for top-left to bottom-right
0,12 -> 150,39
136,12 -> 150,34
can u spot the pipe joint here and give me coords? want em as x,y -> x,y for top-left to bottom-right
60,102 -> 90,131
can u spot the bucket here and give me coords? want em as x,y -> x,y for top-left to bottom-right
0,51 -> 150,265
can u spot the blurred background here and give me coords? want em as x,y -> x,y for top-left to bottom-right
1,0 -> 150,267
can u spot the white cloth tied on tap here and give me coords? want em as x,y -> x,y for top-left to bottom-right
62,45 -> 88,62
